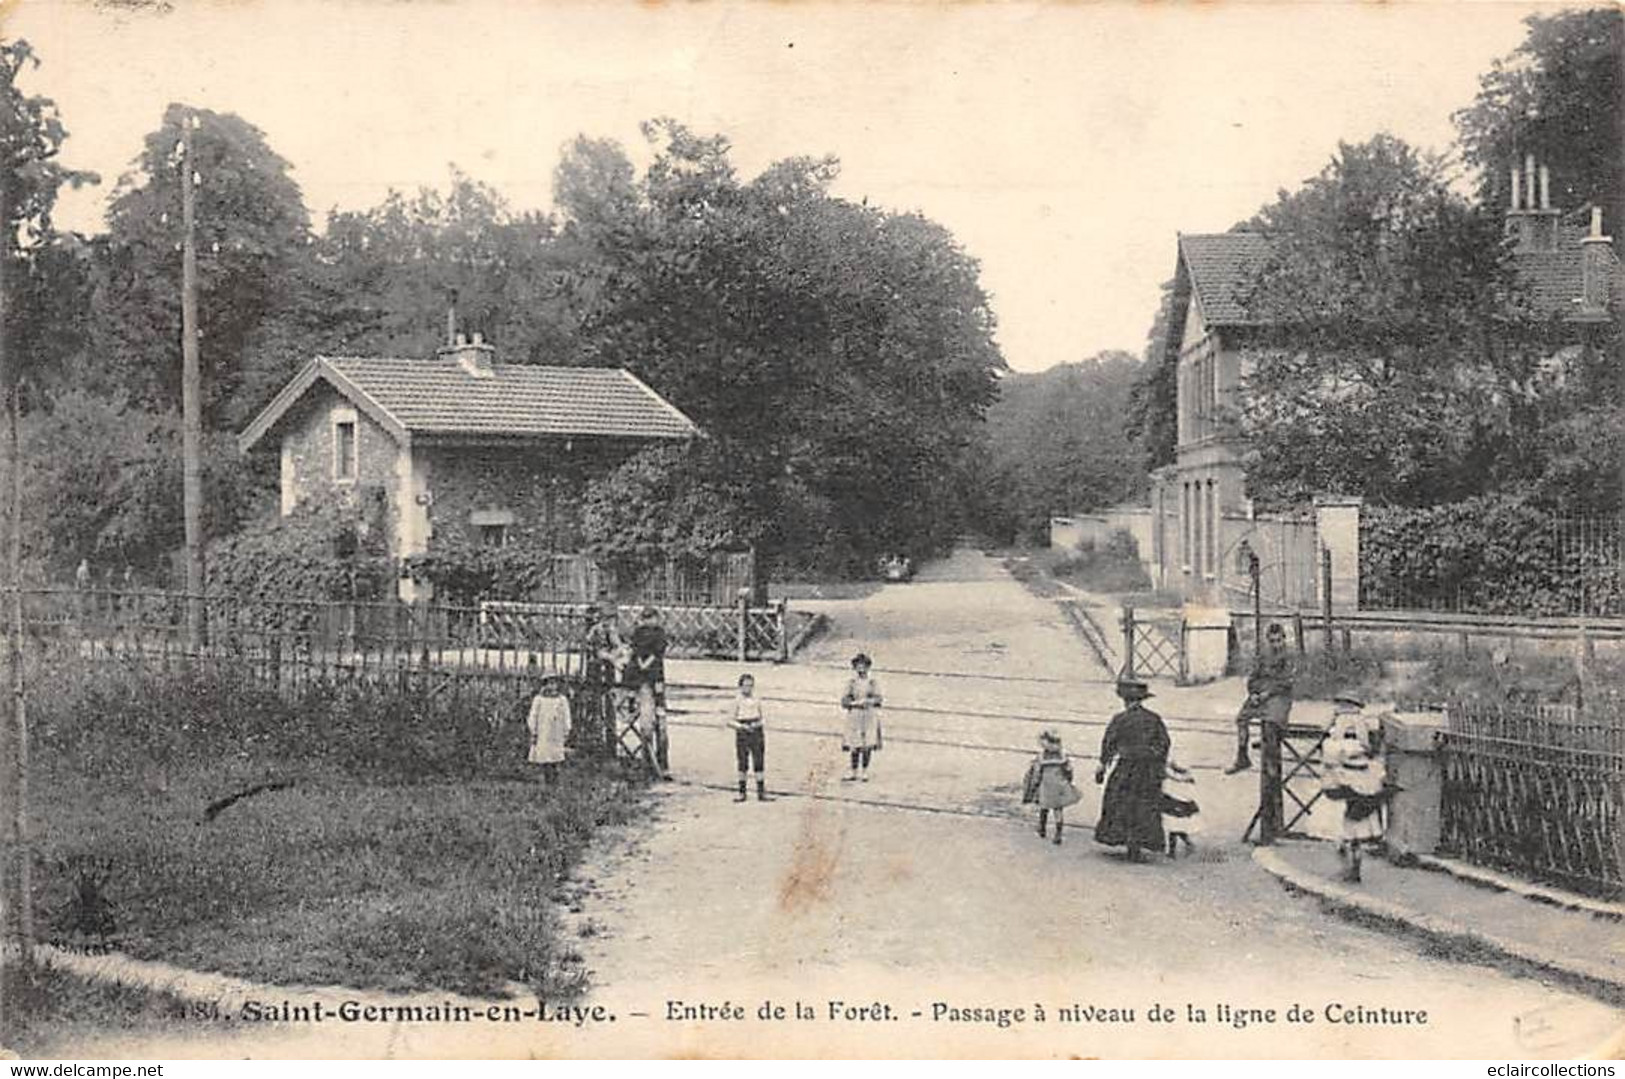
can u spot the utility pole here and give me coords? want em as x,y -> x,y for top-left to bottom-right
181,113 -> 204,647
0,186 -> 34,968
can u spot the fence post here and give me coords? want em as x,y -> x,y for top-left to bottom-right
776,598 -> 789,663
736,588 -> 749,664
1249,552 -> 1262,660
1258,720 -> 1283,845
1320,547 -> 1334,653
1120,606 -> 1137,679
1178,618 -> 1189,685
1291,611 -> 1305,655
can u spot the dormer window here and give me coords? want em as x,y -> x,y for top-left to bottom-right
332,408 -> 358,482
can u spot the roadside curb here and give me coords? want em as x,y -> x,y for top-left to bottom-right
1252,845 -> 1625,1004
1411,854 -> 1625,922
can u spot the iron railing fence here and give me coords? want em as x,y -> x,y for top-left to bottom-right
11,587 -> 797,670
1438,698 -> 1624,898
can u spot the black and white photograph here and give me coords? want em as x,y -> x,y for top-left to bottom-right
0,0 -> 1621,1062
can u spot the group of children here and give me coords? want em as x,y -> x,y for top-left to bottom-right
520,651 -> 883,799
524,646 -> 1385,878
1020,729 -> 1201,856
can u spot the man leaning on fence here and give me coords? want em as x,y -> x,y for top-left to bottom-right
1226,622 -> 1293,774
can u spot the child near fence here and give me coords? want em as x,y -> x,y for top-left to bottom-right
526,674 -> 572,786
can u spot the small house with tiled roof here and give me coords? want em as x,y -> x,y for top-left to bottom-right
1146,158 -> 1622,604
239,333 -> 700,599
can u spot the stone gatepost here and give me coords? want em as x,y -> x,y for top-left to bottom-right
1313,495 -> 1363,612
1384,710 -> 1450,861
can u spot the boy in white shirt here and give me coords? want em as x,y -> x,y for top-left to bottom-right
730,673 -> 771,802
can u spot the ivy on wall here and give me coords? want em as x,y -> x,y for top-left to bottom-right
206,488 -> 393,601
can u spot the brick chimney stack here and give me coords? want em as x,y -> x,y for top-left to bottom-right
439,331 -> 497,379
1579,205 -> 1613,318
1507,153 -> 1560,252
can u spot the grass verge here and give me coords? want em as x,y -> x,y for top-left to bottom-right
11,654 -> 643,1015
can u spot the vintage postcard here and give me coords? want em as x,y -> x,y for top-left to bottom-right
0,0 -> 1621,1061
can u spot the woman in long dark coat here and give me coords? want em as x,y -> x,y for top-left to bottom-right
1094,678 -> 1171,862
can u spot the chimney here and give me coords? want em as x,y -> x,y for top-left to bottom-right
1579,206 -> 1613,318
439,331 -> 497,379
1506,154 -> 1560,253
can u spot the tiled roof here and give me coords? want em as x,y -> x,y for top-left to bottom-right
1177,225 -> 1622,326
239,355 -> 699,451
1178,232 -> 1273,325
327,357 -> 698,439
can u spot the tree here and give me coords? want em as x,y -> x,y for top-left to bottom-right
977,352 -> 1149,543
96,105 -> 312,424
15,391 -> 258,581
1454,9 -> 1622,228
1124,278 -> 1179,473
1,40 -> 99,393
562,120 -> 1004,575
314,169 -> 576,373
1235,135 -> 1546,509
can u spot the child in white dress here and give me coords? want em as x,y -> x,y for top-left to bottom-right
527,675 -> 573,785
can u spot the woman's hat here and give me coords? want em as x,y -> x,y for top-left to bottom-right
1333,694 -> 1365,709
850,652 -> 872,668
1115,678 -> 1153,700
1038,729 -> 1062,747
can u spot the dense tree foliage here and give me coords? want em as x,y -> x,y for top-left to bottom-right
1123,278 -> 1178,473
972,352 -> 1148,544
558,121 -> 1003,574
1454,8 -> 1622,229
95,105 -> 312,425
1236,136 -> 1534,507
9,71 -> 1003,583
1236,134 -> 1618,515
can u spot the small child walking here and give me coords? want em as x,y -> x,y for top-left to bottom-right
729,673 -> 772,803
1161,760 -> 1201,857
1021,729 -> 1082,845
526,674 -> 573,786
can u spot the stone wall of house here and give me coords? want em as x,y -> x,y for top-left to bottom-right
420,440 -> 635,554
280,383 -> 402,552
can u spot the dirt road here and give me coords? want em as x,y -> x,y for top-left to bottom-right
46,550 -> 1621,1059
556,549 -> 1622,1058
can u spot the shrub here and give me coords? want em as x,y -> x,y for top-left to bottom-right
207,488 -> 393,602
1052,528 -> 1152,594
1361,495 -> 1621,616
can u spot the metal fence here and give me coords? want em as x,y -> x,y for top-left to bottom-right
1438,698 -> 1625,898
17,587 -> 800,671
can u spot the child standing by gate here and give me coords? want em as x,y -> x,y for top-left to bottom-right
729,673 -> 771,802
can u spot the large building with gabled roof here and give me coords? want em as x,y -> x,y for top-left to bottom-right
1145,161 -> 1622,607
